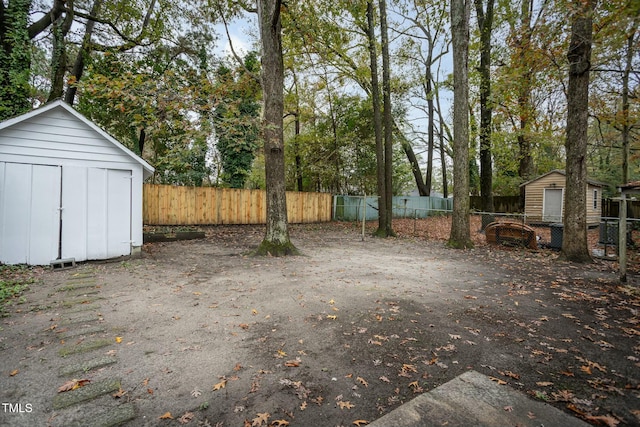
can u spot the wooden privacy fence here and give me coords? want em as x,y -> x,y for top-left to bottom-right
143,184 -> 333,225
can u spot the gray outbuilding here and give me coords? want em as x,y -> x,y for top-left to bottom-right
0,100 -> 154,265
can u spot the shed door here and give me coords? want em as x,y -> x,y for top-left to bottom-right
0,163 -> 61,265
62,168 -> 132,261
543,188 -> 563,222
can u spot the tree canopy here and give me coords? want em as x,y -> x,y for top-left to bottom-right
0,0 -> 637,203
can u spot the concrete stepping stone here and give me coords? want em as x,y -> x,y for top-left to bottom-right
57,325 -> 107,340
58,338 -> 113,357
59,313 -> 102,326
68,403 -> 135,427
368,370 -> 589,427
64,303 -> 102,314
59,356 -> 118,377
52,378 -> 121,410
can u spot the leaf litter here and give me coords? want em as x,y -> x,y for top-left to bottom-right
18,222 -> 640,427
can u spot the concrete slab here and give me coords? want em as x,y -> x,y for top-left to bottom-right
368,370 -> 589,427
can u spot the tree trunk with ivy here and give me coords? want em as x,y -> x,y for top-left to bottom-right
0,0 -> 66,119
0,0 -> 32,120
255,0 -> 298,256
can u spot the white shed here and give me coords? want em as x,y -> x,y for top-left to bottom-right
0,100 -> 154,265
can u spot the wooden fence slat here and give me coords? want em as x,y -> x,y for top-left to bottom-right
143,184 -> 333,226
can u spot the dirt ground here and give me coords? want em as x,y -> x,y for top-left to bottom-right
2,220 -> 640,427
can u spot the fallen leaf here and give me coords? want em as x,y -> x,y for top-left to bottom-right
300,401 -> 307,411
536,381 -> 553,387
489,377 -> 507,385
504,406 -> 513,412
584,414 -> 620,427
58,379 -> 91,393
213,379 -> 227,391
191,388 -> 202,397
159,412 -> 173,420
9,369 -> 19,376
271,420 -> 290,426
252,412 -> 270,426
115,336 -> 122,343
501,370 -> 520,380
401,364 -> 418,374
178,412 -> 195,424
327,315 -> 337,320
338,401 -> 355,409
379,376 -> 390,383
353,420 -> 368,426
251,309 -> 258,315
284,359 -> 301,367
239,323 -> 250,330
449,334 -> 461,340
408,381 -> 424,393
357,376 -> 368,387
234,363 -> 243,371
112,388 -> 127,398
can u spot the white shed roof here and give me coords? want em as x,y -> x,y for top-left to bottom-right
0,100 -> 154,178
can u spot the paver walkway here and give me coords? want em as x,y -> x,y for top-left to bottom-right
49,270 -> 135,427
1,267 -> 134,427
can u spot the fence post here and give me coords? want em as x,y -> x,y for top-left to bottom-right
361,194 -> 366,241
620,195 -> 627,283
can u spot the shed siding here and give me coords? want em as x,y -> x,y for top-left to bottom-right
0,108 -> 134,167
586,185 -> 601,224
523,171 -> 603,224
524,172 -> 566,221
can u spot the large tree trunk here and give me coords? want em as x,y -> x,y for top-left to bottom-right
475,0 -> 494,213
425,72 -> 434,196
562,0 -> 596,262
448,0 -> 473,248
621,21 -> 636,184
47,2 -> 74,102
366,1 -> 387,233
379,0 -> 395,237
510,0 -> 536,184
255,0 -> 297,256
65,0 -> 102,105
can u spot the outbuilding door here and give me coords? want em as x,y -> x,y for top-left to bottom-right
0,163 -> 132,265
543,188 -> 563,222
61,167 -> 132,261
0,163 -> 62,265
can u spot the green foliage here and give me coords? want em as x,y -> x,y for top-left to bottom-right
0,0 -> 32,120
78,45 -> 214,185
213,52 -> 261,188
0,265 -> 36,316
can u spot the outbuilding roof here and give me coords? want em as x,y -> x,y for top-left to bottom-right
518,169 -> 607,188
0,100 -> 154,178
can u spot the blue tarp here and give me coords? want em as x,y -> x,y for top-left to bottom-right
334,195 -> 452,221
